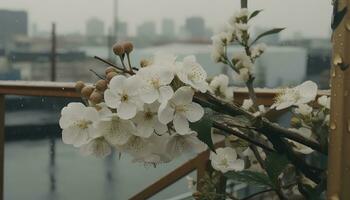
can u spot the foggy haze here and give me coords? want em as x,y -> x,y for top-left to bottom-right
0,0 -> 333,39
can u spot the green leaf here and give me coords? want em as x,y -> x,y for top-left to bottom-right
249,9 -> 263,20
190,109 -> 215,152
251,28 -> 285,45
225,170 -> 273,188
265,152 -> 290,187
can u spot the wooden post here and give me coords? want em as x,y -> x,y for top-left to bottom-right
327,0 -> 350,199
0,95 -> 4,200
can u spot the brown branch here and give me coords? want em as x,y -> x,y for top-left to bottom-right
212,121 -> 275,152
194,93 -> 323,183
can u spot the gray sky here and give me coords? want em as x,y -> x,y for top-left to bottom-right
0,0 -> 333,39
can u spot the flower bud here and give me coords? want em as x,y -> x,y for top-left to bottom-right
106,71 -> 118,82
81,86 -> 94,98
89,90 -> 103,104
95,80 -> 108,91
123,41 -> 134,54
140,59 -> 150,68
105,66 -> 117,75
290,117 -> 302,128
75,81 -> 85,93
112,43 -> 125,56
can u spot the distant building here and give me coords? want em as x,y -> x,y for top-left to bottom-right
185,17 -> 206,39
0,9 -> 28,48
115,21 -> 128,40
136,21 -> 157,39
161,19 -> 175,39
85,18 -> 105,37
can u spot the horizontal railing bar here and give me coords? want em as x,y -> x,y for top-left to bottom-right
0,81 -> 331,105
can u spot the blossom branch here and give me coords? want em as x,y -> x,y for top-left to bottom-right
212,121 -> 275,152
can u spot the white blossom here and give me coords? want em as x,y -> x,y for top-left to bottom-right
166,132 -> 207,158
211,34 -> 226,63
229,8 -> 250,25
137,66 -> 174,103
59,102 -> 99,147
116,135 -> 150,157
104,75 -> 143,119
97,113 -> 136,146
133,102 -> 168,138
131,134 -> 173,164
177,55 -> 208,93
251,43 -> 267,58
158,86 -> 204,135
295,104 -> 313,116
80,137 -> 111,158
235,22 -> 249,31
210,147 -> 245,173
271,81 -> 318,110
241,99 -> 253,110
238,68 -> 250,82
209,74 -> 234,102
232,52 -> 253,70
317,95 -> 330,109
288,128 -> 314,154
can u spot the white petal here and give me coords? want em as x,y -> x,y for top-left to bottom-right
125,75 -> 141,94
230,159 -> 245,171
158,86 -> 174,103
117,102 -> 137,119
154,119 -> 168,135
158,103 -> 175,124
296,81 -> 318,103
62,127 -> 90,147
102,120 -> 133,145
158,69 -> 175,85
172,86 -> 194,105
135,120 -> 154,138
104,89 -> 119,109
84,107 -> 99,122
275,101 -> 294,110
185,103 -> 204,122
173,114 -> 190,135
80,138 -> 111,158
109,75 -> 126,92
140,87 -> 159,104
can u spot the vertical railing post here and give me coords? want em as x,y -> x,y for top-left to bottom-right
328,0 -> 350,199
0,95 -> 4,200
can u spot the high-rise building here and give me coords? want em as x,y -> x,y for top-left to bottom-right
85,18 -> 105,37
0,10 -> 28,48
185,17 -> 206,39
136,21 -> 157,39
161,18 -> 175,39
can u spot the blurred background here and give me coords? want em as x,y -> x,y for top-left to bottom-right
0,0 -> 332,199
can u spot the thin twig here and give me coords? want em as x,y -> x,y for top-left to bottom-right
89,69 -> 107,80
94,56 -> 124,72
126,53 -> 133,72
212,121 -> 275,152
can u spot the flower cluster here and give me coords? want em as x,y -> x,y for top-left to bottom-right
60,53 -> 211,164
211,9 -> 267,83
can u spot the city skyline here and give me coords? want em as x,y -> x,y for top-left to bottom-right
0,0 -> 332,39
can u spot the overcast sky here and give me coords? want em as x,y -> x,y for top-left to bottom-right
0,0 -> 333,39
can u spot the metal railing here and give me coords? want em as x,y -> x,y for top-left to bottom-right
0,81 -> 331,200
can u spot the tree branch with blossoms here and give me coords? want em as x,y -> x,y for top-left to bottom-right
58,4 -> 331,200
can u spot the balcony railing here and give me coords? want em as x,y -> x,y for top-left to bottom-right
0,81 -> 331,200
